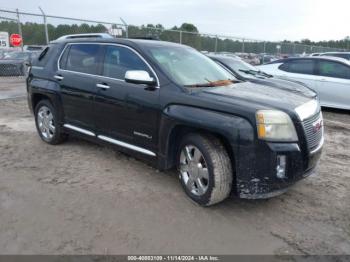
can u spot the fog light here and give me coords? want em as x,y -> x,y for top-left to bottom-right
276,155 -> 286,179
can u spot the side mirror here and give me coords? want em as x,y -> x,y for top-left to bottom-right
125,70 -> 156,86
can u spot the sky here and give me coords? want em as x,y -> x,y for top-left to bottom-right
1,0 -> 349,41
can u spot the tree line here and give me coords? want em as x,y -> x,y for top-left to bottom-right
0,20 -> 348,53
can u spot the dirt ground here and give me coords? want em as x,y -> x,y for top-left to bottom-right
0,77 -> 26,100
0,79 -> 349,255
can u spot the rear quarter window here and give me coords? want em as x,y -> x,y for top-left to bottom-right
32,46 -> 50,67
318,61 -> 350,79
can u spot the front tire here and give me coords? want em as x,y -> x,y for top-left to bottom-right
177,133 -> 233,206
34,100 -> 67,145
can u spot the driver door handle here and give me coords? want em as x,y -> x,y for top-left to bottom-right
96,83 -> 110,89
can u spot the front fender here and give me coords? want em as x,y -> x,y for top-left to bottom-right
158,104 -> 255,170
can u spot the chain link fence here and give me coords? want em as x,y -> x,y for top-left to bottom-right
0,8 -> 348,78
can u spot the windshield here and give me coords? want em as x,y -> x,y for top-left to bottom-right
146,46 -> 235,86
221,58 -> 257,74
5,52 -> 30,60
219,57 -> 272,78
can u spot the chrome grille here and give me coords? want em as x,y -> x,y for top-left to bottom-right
302,113 -> 323,151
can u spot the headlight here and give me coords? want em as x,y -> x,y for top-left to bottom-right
256,110 -> 298,141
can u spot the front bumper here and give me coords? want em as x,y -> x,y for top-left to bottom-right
236,138 -> 323,199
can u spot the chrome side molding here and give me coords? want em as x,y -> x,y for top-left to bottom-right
63,124 -> 156,157
97,135 -> 156,157
63,124 -> 95,137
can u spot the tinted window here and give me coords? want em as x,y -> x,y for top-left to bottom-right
38,47 -> 49,60
318,61 -> 350,79
103,45 -> 150,79
64,44 -> 101,74
33,47 -> 50,67
59,46 -> 70,69
279,59 -> 315,75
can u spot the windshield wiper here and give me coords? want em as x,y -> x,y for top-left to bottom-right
184,79 -> 235,88
239,69 -> 273,78
258,71 -> 273,78
238,69 -> 258,76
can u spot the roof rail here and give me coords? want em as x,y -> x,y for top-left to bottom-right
54,33 -> 114,41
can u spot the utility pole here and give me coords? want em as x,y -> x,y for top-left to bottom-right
293,43 -> 296,55
215,35 -> 218,52
120,17 -> 128,38
39,7 -> 49,44
16,8 -> 23,51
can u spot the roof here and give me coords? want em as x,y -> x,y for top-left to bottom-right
322,51 -> 350,54
270,56 -> 350,66
51,37 -> 186,49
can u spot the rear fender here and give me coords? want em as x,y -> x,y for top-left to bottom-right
28,79 -> 64,123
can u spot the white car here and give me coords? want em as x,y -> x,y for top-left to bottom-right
258,57 -> 350,110
319,52 -> 350,61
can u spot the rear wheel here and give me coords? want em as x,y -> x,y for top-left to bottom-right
34,100 -> 67,145
177,133 -> 233,206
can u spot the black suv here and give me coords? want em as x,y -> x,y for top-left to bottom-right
27,38 -> 324,206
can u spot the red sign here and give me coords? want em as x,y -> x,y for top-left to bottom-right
10,34 -> 23,47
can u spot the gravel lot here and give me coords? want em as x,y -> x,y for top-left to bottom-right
0,79 -> 349,255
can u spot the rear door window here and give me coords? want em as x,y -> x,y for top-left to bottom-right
279,59 -> 315,75
62,44 -> 102,75
317,60 -> 350,79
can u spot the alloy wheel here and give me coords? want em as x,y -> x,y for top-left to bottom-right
37,106 -> 55,141
179,145 -> 209,196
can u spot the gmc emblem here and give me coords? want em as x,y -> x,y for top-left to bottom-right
313,119 -> 323,133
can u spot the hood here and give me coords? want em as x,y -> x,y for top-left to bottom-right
248,77 -> 316,97
194,81 -> 316,112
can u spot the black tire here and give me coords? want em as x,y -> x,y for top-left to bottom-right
34,99 -> 67,145
177,133 -> 233,206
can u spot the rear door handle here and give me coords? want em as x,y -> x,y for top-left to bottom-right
54,75 -> 64,80
96,83 -> 110,89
